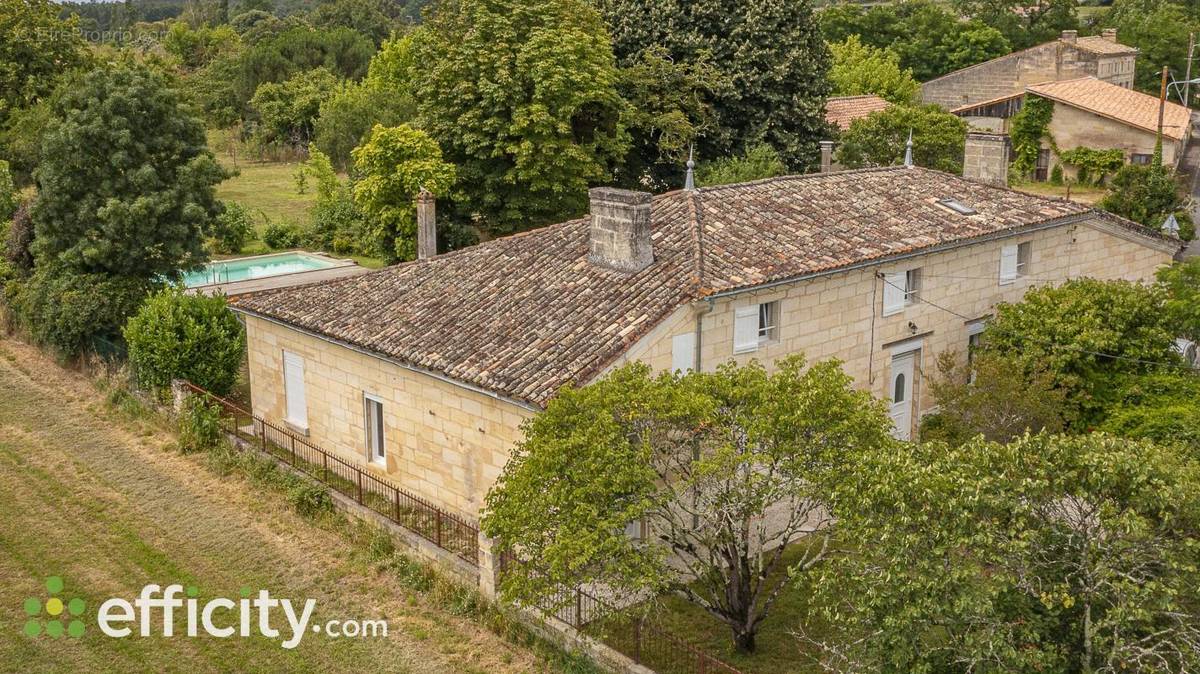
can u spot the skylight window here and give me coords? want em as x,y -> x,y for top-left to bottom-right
937,198 -> 977,215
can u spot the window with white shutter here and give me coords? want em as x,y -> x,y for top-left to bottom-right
283,351 -> 307,430
671,332 -> 696,372
882,271 -> 906,316
999,244 -> 1019,284
733,305 -> 760,353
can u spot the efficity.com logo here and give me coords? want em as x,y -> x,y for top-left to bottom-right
23,577 -> 387,649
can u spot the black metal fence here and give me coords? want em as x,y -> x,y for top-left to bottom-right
183,381 -> 480,564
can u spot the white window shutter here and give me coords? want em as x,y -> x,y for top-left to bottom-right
283,351 -> 307,428
733,306 -> 760,353
999,244 -> 1018,284
882,272 -> 905,315
671,332 -> 696,372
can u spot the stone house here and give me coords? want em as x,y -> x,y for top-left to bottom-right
953,77 -> 1193,178
820,95 -> 893,172
231,167 -> 1179,522
922,29 -> 1137,111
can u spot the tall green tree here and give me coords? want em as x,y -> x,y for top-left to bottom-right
351,124 -> 456,261
0,0 -> 89,123
307,0 -> 397,46
952,0 -> 1077,49
1100,163 -> 1188,230
596,0 -> 830,170
409,0 -> 627,233
32,65 -> 229,280
828,36 -> 919,104
249,66 -> 340,150
483,356 -> 895,654
835,104 -> 967,173
695,143 -> 787,187
1103,0 -> 1199,94
800,433 -> 1200,673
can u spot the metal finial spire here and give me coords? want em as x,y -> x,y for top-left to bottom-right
684,145 -> 696,190
1162,212 -> 1181,236
903,129 -> 914,167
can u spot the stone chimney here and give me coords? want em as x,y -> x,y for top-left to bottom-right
587,187 -> 653,272
819,140 -> 835,173
416,189 -> 437,260
1060,29 -> 1077,44
1102,28 -> 1117,42
962,132 -> 1010,186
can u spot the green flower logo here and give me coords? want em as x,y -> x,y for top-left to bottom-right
23,577 -> 85,638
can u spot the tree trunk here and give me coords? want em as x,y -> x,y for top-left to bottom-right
732,627 -> 757,654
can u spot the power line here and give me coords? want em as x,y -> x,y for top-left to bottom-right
877,275 -> 1199,375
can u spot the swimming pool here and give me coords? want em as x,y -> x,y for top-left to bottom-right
182,252 -> 338,288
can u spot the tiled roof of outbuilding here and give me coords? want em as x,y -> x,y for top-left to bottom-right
825,95 -> 891,130
233,166 -> 1160,407
1027,77 -> 1192,141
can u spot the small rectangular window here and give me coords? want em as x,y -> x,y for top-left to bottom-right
1016,241 -> 1032,277
733,301 -> 779,353
904,269 -> 921,304
1130,153 -> 1152,165
364,394 -> 385,466
758,301 -> 778,342
883,269 -> 920,316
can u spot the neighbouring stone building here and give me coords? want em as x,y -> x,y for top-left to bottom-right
231,165 -> 1180,525
952,76 -> 1193,178
922,29 -> 1137,111
820,95 -> 893,171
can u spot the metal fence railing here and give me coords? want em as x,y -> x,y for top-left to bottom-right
498,552 -> 744,674
182,381 -> 479,565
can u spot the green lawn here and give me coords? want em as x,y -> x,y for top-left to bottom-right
0,338 -> 555,674
1013,181 -> 1108,205
638,544 -> 829,674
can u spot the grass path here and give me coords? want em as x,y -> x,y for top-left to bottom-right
0,338 -> 549,674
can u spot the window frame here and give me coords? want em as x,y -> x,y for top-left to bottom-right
757,301 -> 779,343
1016,241 -> 1032,278
363,393 -> 386,467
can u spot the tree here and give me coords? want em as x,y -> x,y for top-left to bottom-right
921,349 -> 1067,445
211,201 -> 256,254
799,433 -> 1200,673
3,200 -> 34,274
32,65 -> 230,281
1100,372 -> 1200,452
314,79 -> 412,170
596,0 -> 830,170
351,124 -> 456,261
982,279 -> 1181,426
307,0 -> 396,46
249,67 -> 340,150
124,287 -> 246,395
828,36 -> 919,104
1157,259 -> 1200,342
410,0 -> 627,233
229,26 -> 375,116
162,21 -> 241,71
953,0 -> 1077,49
1105,0 -> 1199,94
695,143 -> 787,187
482,356 -> 895,653
0,0 -> 89,123
835,104 -> 968,173
0,160 -> 15,222
1100,164 -> 1188,230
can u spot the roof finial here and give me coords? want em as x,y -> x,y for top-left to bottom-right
684,144 -> 696,191
1162,212 -> 1181,237
903,129 -> 914,168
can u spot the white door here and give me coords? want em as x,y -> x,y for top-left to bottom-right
283,351 -> 308,429
889,352 -> 916,440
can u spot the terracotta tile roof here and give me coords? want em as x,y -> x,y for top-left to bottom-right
1073,35 -> 1138,56
234,166 -> 1161,407
1027,77 -> 1192,141
825,95 -> 891,130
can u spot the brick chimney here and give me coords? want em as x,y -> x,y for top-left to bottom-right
962,132 -> 1010,186
587,187 -> 653,272
819,140 -> 835,173
1102,28 -> 1117,42
1060,29 -> 1077,44
416,189 -> 437,260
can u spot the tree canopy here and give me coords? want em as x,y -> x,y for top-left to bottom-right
0,0 -> 89,123
828,36 -> 919,104
835,104 -> 968,173
32,65 -> 229,281
482,356 -> 895,653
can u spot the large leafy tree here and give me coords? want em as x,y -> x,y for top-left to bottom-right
1157,259 -> 1200,342
249,67 -> 340,150
409,0 -> 627,233
0,0 -> 89,123
482,356 -> 895,653
952,0 -> 1077,50
351,124 -> 456,261
800,433 -> 1200,673
835,104 -> 967,173
596,0 -> 830,170
828,36 -> 919,104
32,65 -> 229,281
124,287 -> 246,395
307,0 -> 397,46
1106,0 -> 1200,94
1100,164 -> 1190,231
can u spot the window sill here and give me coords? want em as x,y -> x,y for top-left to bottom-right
284,420 -> 309,436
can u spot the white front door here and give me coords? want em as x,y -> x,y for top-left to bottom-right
889,351 -> 916,440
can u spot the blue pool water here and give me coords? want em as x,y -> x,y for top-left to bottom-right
182,253 -> 336,287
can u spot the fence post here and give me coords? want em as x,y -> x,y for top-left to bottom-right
436,513 -> 443,547
634,617 -> 641,664
260,421 -> 266,450
357,470 -> 363,504
322,452 -> 328,483
575,587 -> 582,630
289,436 -> 296,465
393,489 -> 400,523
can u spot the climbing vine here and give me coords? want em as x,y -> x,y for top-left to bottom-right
1057,147 -> 1125,185
1008,95 -> 1055,179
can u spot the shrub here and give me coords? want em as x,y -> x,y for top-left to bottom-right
0,159 -> 16,222
4,201 -> 34,273
12,267 -> 155,358
1049,163 -> 1063,186
263,221 -> 304,250
124,287 -> 245,395
211,201 -> 255,254
309,185 -> 370,255
286,480 -> 334,518
178,394 -> 224,453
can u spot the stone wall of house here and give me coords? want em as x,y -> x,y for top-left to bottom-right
244,316 -> 533,518
963,132 -> 1010,185
1046,102 -> 1184,171
921,40 -> 1135,110
605,219 -> 1175,439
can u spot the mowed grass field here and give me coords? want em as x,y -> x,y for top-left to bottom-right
0,338 -> 552,674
